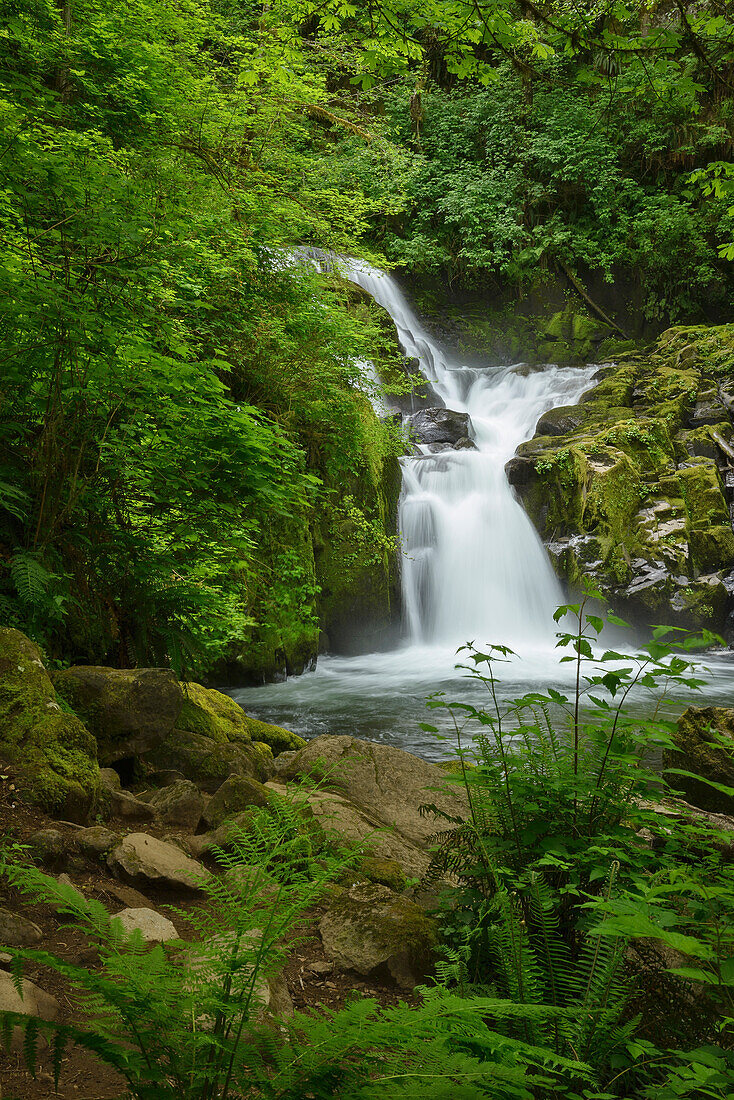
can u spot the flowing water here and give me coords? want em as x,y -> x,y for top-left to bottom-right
231,258 -> 734,759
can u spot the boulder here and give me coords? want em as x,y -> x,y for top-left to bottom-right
535,405 -> 588,437
54,666 -> 183,765
359,856 -> 407,893
319,882 -> 436,988
148,779 -> 204,831
405,407 -> 472,446
99,768 -> 121,791
276,735 -> 468,848
177,682 -> 304,757
110,788 -> 155,822
265,782 -> 430,878
201,775 -> 270,831
75,825 -> 117,857
143,729 -> 263,792
0,908 -> 42,947
184,812 -> 255,859
113,907 -> 180,944
0,628 -> 100,821
665,707 -> 734,813
108,833 -> 211,892
29,828 -> 76,867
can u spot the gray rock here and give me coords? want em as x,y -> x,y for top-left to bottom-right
0,970 -> 58,1021
113,907 -> 180,943
53,666 -> 183,765
0,908 -> 42,947
319,883 -> 436,989
108,832 -> 211,892
453,436 -> 477,450
183,812 -> 255,859
535,405 -> 587,437
99,767 -> 121,791
201,775 -> 270,831
405,407 -> 472,446
110,788 -> 156,822
56,874 -> 86,904
29,828 -> 75,866
75,825 -> 117,856
148,779 -> 204,831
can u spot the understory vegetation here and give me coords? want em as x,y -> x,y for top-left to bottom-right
2,604 -> 733,1098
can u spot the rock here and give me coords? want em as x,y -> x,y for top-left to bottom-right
0,628 -> 100,821
405,407 -> 472,446
265,783 -> 430,878
148,779 -> 204,831
0,970 -> 58,1021
201,775 -> 270,831
75,825 -> 117,856
113,907 -> 180,943
108,832 -> 211,892
102,882 -> 156,910
176,682 -> 305,759
665,707 -> 734,813
184,812 -> 255,859
56,873 -> 86,904
110,788 -> 155,821
453,436 -> 477,450
535,405 -> 588,437
359,856 -> 408,893
319,883 -> 436,988
688,388 -> 729,427
144,728 -> 263,792
185,931 -> 292,1019
276,735 -> 468,849
29,828 -> 76,866
99,767 -> 121,791
305,960 -> 334,976
53,666 -> 183,765
0,908 -> 42,946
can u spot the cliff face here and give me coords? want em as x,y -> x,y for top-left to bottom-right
506,326 -> 734,636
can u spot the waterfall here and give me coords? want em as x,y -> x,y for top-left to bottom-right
286,249 -> 596,650
339,260 -> 596,648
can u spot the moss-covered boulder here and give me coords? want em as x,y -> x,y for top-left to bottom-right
143,729 -> 265,792
664,707 -> 734,814
319,882 -> 436,988
176,682 -> 304,756
0,628 -> 100,821
358,855 -> 408,893
54,666 -> 183,765
508,324 -> 734,633
201,774 -> 272,830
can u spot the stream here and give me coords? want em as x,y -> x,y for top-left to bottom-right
231,259 -> 734,760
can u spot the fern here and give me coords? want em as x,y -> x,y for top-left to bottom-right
9,550 -> 53,607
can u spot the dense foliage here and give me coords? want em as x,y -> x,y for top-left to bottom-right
0,0 -> 404,674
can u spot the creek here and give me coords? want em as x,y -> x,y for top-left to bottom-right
232,260 -> 734,759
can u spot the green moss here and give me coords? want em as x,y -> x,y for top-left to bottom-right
0,628 -> 100,821
358,856 -> 408,893
243,718 -> 305,755
177,681 -> 251,745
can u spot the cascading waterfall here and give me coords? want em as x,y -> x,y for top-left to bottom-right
339,259 -> 596,649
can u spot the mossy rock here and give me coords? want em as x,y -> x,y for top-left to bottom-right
177,682 -> 252,745
201,774 -> 272,831
0,628 -> 100,821
242,717 -> 305,755
358,856 -> 408,893
144,729 -> 265,791
665,706 -> 734,813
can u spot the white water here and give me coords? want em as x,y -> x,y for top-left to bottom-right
340,259 -> 596,649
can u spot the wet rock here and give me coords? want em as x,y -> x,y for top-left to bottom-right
535,405 -> 588,437
453,436 -> 477,450
148,779 -> 204,831
54,666 -> 183,765
114,907 -> 180,944
201,775 -> 270,831
405,407 -> 472,446
688,388 -> 729,427
0,908 -> 42,947
108,832 -> 211,892
319,883 -> 436,988
664,707 -> 734,814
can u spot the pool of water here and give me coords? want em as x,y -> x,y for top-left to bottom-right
229,642 -> 734,763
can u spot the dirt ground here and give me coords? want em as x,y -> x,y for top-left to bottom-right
0,768 -> 417,1100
